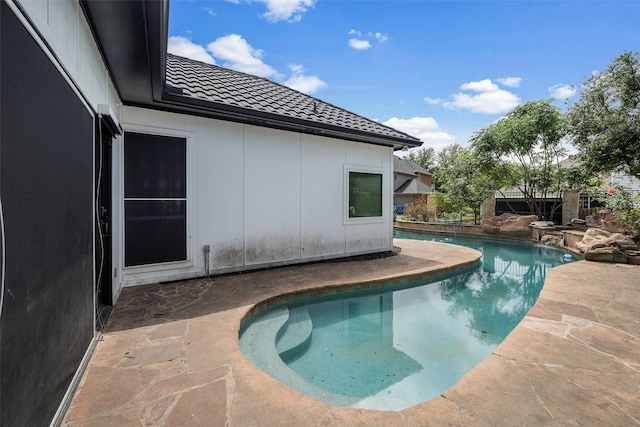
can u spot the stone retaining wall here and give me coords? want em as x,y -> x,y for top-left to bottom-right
394,220 -> 525,239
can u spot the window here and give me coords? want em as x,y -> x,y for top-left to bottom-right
124,132 -> 187,267
348,171 -> 382,218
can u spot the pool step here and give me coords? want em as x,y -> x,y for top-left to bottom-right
240,306 -> 289,372
276,306 -> 313,363
239,306 -> 359,407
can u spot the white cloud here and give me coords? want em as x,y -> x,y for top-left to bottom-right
460,79 -> 500,93
441,79 -> 521,114
283,64 -> 327,94
383,117 -> 456,151
549,83 -> 576,99
348,29 -> 387,50
375,32 -> 389,42
170,35 -> 328,92
207,34 -> 280,78
443,91 -> 521,114
348,38 -> 371,50
496,77 -> 521,88
167,36 -> 216,65
424,97 -> 443,105
204,7 -> 216,16
259,0 -> 316,22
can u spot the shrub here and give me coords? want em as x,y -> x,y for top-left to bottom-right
403,194 -> 430,221
599,186 -> 640,241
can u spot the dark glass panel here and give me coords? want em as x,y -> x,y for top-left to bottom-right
125,200 -> 187,266
124,132 -> 186,198
349,172 -> 383,218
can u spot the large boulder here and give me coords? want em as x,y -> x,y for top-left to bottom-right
575,228 -> 638,253
626,250 -> 640,265
540,231 -> 563,247
583,247 -> 628,263
482,213 -> 538,238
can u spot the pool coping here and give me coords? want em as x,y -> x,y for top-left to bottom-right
63,238 -> 640,426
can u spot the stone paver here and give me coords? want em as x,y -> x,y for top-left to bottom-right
63,239 -> 640,426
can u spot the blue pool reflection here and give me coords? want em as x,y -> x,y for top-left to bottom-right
240,231 -> 570,410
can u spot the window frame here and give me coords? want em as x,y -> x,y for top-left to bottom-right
120,126 -> 194,273
344,165 -> 387,225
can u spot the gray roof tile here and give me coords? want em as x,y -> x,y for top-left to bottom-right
166,54 -> 420,145
394,156 -> 432,175
395,179 -> 433,194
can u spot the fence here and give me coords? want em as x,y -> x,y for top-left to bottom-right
494,193 -> 563,223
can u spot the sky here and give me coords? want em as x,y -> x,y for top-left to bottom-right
168,0 -> 640,153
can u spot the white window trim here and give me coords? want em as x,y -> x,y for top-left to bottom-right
119,124 -> 195,274
344,165 -> 387,225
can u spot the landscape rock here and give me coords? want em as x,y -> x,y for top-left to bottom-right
575,228 -> 638,254
626,250 -> 640,265
482,213 -> 538,238
540,232 -> 563,247
583,247 -> 628,263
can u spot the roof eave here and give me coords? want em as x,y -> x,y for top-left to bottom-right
161,93 -> 421,149
81,0 -> 169,104
82,0 -> 419,149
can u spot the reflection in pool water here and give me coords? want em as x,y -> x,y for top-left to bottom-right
240,231 -> 570,410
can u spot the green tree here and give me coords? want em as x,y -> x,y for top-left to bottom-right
402,147 -> 436,171
565,51 -> 640,179
433,144 -> 494,224
470,99 -> 569,221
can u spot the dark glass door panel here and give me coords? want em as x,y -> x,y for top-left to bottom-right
125,200 -> 187,266
124,132 -> 186,198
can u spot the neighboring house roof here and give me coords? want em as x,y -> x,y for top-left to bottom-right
81,0 -> 420,149
393,156 -> 434,194
395,179 -> 433,194
393,156 -> 432,176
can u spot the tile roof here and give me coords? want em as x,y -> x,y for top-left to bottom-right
394,178 -> 433,194
165,54 -> 420,146
394,156 -> 432,175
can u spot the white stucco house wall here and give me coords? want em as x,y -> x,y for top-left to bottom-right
0,1 -> 420,424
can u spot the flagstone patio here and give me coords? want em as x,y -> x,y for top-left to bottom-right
63,239 -> 640,426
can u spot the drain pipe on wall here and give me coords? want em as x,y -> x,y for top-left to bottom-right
204,245 -> 211,278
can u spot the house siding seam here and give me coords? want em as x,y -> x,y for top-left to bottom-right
119,107 -> 394,287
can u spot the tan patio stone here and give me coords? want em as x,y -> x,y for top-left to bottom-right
568,321 -> 640,365
63,240 -> 640,426
402,397 -> 493,427
328,406 -> 407,427
517,362 -> 637,426
148,319 -> 189,340
117,337 -> 184,368
64,365 -> 158,421
129,365 -> 230,408
89,327 -> 155,368
142,394 -> 180,425
162,380 -> 228,426
443,355 -> 556,426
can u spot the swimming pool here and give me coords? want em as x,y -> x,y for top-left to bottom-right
240,231 -> 572,410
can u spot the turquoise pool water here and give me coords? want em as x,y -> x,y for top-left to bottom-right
240,231 -> 572,410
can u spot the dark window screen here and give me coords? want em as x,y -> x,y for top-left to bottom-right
124,132 -> 186,198
1,4 -> 94,425
124,132 -> 187,266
